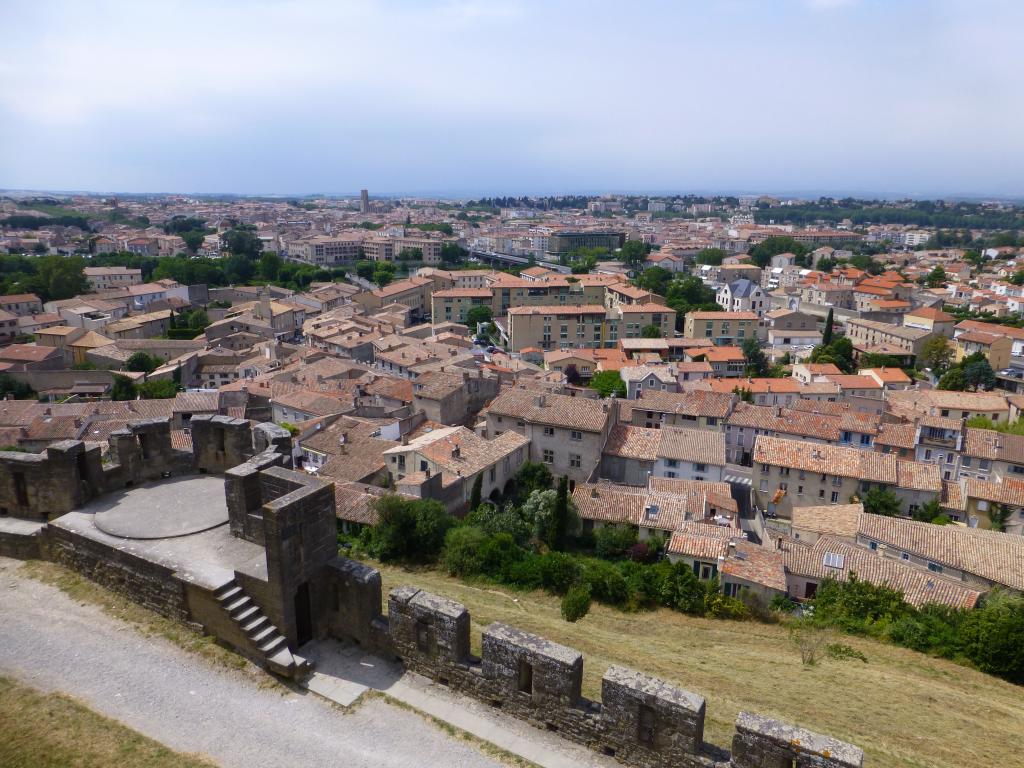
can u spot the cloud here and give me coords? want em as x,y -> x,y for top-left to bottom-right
0,0 -> 1021,196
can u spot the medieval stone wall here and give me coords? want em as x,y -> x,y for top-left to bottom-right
327,565 -> 864,768
44,524 -> 190,623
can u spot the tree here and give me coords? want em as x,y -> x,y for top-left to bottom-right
465,304 -> 492,327
139,379 -> 177,399
747,236 -> 809,269
258,252 -> 282,281
469,473 -> 483,512
29,255 -> 89,301
363,495 -> 454,563
560,583 -> 591,622
125,351 -> 159,374
937,367 -> 968,391
619,240 -> 649,266
590,370 -> 626,398
694,248 -> 727,266
741,337 -> 769,377
641,324 -> 662,339
181,230 -> 205,253
221,228 -> 263,258
636,266 -> 671,296
355,260 -> 375,280
516,461 -> 552,498
862,487 -> 901,517
372,262 -> 396,287
925,265 -> 947,288
912,498 -> 944,524
547,476 -> 570,551
918,336 -> 954,374
110,374 -> 137,401
822,308 -> 834,346
963,357 -> 996,391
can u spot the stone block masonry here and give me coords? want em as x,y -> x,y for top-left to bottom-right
342,580 -> 864,768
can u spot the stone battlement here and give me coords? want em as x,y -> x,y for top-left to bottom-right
324,571 -> 864,768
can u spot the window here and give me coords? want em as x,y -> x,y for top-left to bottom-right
637,704 -> 657,746
666,471 -> 676,478
569,454 -> 581,469
489,467 -> 496,482
797,485 -> 804,496
924,449 -> 932,460
868,540 -> 878,551
759,479 -> 768,492
517,660 -> 534,694
823,552 -> 845,569
570,430 -> 582,441
830,491 -> 839,503
928,562 -> 944,574
697,561 -> 717,580
962,457 -> 972,467
900,552 -> 910,561
724,582 -> 741,598
819,488 -> 826,499
665,459 -> 678,468
542,449 -> 554,464
980,459 -> 991,470
543,426 -> 555,436
693,463 -> 707,473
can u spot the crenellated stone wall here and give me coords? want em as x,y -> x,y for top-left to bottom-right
327,573 -> 864,768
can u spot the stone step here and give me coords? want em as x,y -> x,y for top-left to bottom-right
241,615 -> 270,634
225,596 -> 252,616
233,605 -> 260,624
249,625 -> 278,646
213,580 -> 239,599
266,646 -> 296,677
259,634 -> 288,655
216,585 -> 243,604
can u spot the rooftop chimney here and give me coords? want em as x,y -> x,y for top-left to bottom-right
452,444 -> 461,459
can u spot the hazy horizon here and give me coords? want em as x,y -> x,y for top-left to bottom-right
2,0 -> 1022,198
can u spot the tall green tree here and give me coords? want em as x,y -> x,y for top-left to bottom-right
741,337 -> 769,377
919,336 -> 953,374
822,308 -> 834,346
862,487 -> 901,517
547,476 -> 570,551
469,473 -> 483,512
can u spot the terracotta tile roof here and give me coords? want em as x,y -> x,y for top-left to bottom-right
572,482 -> 647,525
603,424 -> 660,461
962,428 -> 1024,464
667,532 -> 730,560
791,503 -> 864,538
857,513 -> 1024,591
632,389 -> 734,419
874,422 -> 917,450
334,481 -> 386,525
721,540 -> 788,592
782,536 -> 982,609
657,426 -> 725,466
485,389 -> 611,433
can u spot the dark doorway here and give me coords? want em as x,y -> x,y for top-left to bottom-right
294,582 -> 313,646
804,582 -> 818,600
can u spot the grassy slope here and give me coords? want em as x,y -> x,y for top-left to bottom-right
0,676 -> 215,768
375,563 -> 1024,768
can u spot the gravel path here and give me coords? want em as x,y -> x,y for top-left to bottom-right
0,557 -> 502,768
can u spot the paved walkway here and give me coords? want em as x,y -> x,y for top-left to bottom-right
0,557 -> 501,768
303,639 -> 618,768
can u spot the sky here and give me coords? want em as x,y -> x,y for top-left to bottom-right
0,0 -> 1022,198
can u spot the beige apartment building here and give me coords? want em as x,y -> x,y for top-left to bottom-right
353,276 -> 433,319
287,234 -> 364,265
845,318 -> 935,359
682,311 -> 765,346
361,235 -> 443,265
483,389 -> 615,482
431,288 -> 494,324
752,435 -> 941,519
84,266 -> 143,291
505,303 -> 675,352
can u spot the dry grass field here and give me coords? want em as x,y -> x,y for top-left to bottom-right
376,563 -> 1024,768
0,676 -> 215,768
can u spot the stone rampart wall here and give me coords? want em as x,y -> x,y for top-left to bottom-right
327,562 -> 864,768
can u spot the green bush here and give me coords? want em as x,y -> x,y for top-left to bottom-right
538,552 -> 581,594
580,558 -> 631,606
442,525 -> 487,577
504,555 -> 543,590
479,533 -> 524,580
561,583 -> 592,623
363,495 -> 454,564
594,524 -> 638,560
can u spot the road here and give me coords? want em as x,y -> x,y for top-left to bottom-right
0,557 -> 501,768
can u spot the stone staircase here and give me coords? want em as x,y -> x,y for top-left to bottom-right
214,579 -> 305,678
